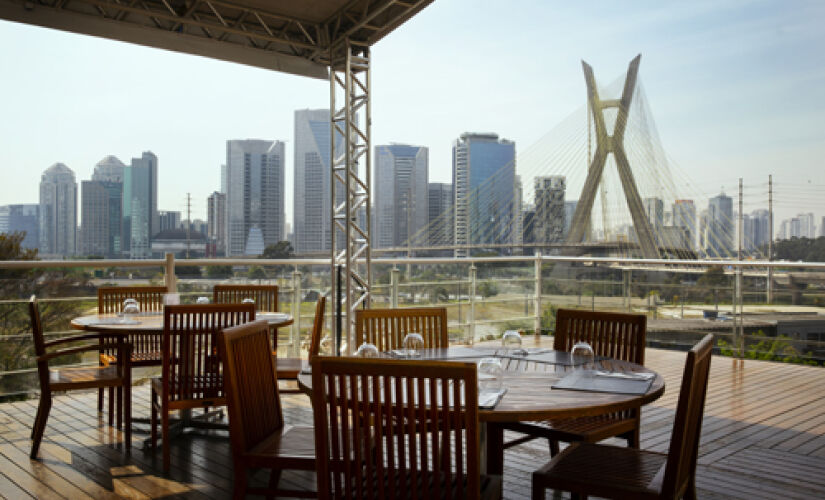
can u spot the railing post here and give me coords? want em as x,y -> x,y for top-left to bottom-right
623,268 -> 631,312
291,270 -> 302,357
534,252 -> 542,338
469,264 -> 477,345
391,267 -> 400,308
164,252 -> 177,292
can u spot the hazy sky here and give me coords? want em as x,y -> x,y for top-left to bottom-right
1,0 -> 824,225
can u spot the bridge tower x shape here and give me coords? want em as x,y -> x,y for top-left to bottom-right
566,54 -> 660,259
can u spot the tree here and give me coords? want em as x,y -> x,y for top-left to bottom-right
247,266 -> 267,280
261,241 -> 294,259
206,265 -> 233,279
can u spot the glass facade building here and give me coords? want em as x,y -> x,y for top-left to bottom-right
374,144 -> 429,250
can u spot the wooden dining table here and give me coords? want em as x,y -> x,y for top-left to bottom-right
297,346 -> 665,476
71,310 -> 294,333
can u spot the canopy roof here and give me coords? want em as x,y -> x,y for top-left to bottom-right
0,0 -> 434,78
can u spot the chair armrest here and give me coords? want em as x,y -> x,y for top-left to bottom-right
43,332 -> 119,348
38,342 -> 133,363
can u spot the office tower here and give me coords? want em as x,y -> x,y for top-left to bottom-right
643,197 -> 664,245
705,192 -> 733,257
373,144 -> 428,250
672,200 -> 696,250
123,151 -> 158,258
820,217 -> 825,238
522,206 -> 536,246
428,183 -> 453,249
563,201 -> 578,237
744,209 -> 770,252
39,163 -> 77,256
79,156 -> 124,257
452,132 -> 516,257
0,204 -> 39,249
207,191 -> 227,256
293,109 -> 345,254
225,139 -> 285,256
158,211 -> 182,233
512,175 -> 523,252
797,213 -> 816,238
534,176 -> 566,246
220,164 -> 227,194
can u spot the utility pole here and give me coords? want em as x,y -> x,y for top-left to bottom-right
767,175 -> 773,304
737,178 -> 744,356
186,192 -> 191,259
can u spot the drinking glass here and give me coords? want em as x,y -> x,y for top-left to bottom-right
477,357 -> 503,394
355,342 -> 379,358
196,296 -> 210,304
402,333 -> 424,357
242,298 -> 255,304
570,341 -> 595,366
122,298 -> 140,319
501,330 -> 523,354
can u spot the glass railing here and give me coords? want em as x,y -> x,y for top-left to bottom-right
0,254 -> 822,398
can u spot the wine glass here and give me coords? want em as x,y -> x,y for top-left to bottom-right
196,296 -> 210,304
318,335 -> 333,355
501,330 -> 523,354
570,341 -> 595,367
122,298 -> 139,320
402,333 -> 424,357
241,298 -> 255,305
355,342 -> 379,358
477,357 -> 503,394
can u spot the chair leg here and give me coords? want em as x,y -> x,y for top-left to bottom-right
548,439 -> 560,456
98,388 -> 104,412
108,387 -> 114,426
150,390 -> 158,451
124,382 -> 131,453
116,386 -> 123,430
531,473 -> 544,500
31,399 -> 46,440
684,479 -> 697,500
266,469 -> 282,500
30,397 -> 51,459
162,411 -> 170,473
233,465 -> 247,500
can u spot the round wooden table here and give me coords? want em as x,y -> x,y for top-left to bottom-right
297,346 -> 665,475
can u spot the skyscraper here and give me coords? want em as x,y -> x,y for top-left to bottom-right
293,109 -> 344,255
452,133 -> 516,257
374,144 -> 428,249
705,192 -> 733,257
672,199 -> 696,250
39,163 -> 77,256
534,176 -> 566,246
643,197 -> 664,245
428,182 -> 453,250
225,139 -> 285,256
563,200 -> 578,237
123,151 -> 158,258
207,191 -> 227,256
80,156 -> 124,257
744,209 -> 770,252
0,204 -> 39,249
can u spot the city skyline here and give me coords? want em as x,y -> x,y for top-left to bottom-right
1,1 -> 823,227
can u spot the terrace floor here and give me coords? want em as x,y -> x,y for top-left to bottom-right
0,346 -> 823,499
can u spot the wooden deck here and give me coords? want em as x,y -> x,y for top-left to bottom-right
0,347 -> 823,499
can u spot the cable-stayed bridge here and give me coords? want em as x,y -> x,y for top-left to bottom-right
376,54 -> 763,261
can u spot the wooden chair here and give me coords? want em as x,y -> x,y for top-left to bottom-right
29,296 -> 132,458
277,296 -> 326,393
502,308 -> 647,455
219,320 -> 316,499
97,286 -> 166,425
532,334 -> 714,500
355,306 -> 449,351
150,303 -> 255,473
213,284 -> 278,312
311,356 -> 502,500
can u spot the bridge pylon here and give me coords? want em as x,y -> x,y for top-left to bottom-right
566,54 -> 660,259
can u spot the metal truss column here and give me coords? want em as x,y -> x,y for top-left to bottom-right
330,39 -> 371,354
566,54 -> 659,259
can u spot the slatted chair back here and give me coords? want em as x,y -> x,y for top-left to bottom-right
220,320 -> 284,457
312,357 -> 480,500
213,284 -> 278,312
355,307 -> 449,351
308,296 -> 326,358
162,303 -> 255,405
98,286 -> 167,314
553,308 -> 646,364
661,334 -> 713,498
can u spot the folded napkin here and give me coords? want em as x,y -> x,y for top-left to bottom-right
478,388 -> 508,409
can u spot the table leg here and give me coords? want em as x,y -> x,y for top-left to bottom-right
485,422 -> 505,476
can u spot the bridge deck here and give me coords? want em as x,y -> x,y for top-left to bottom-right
0,347 -> 822,499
